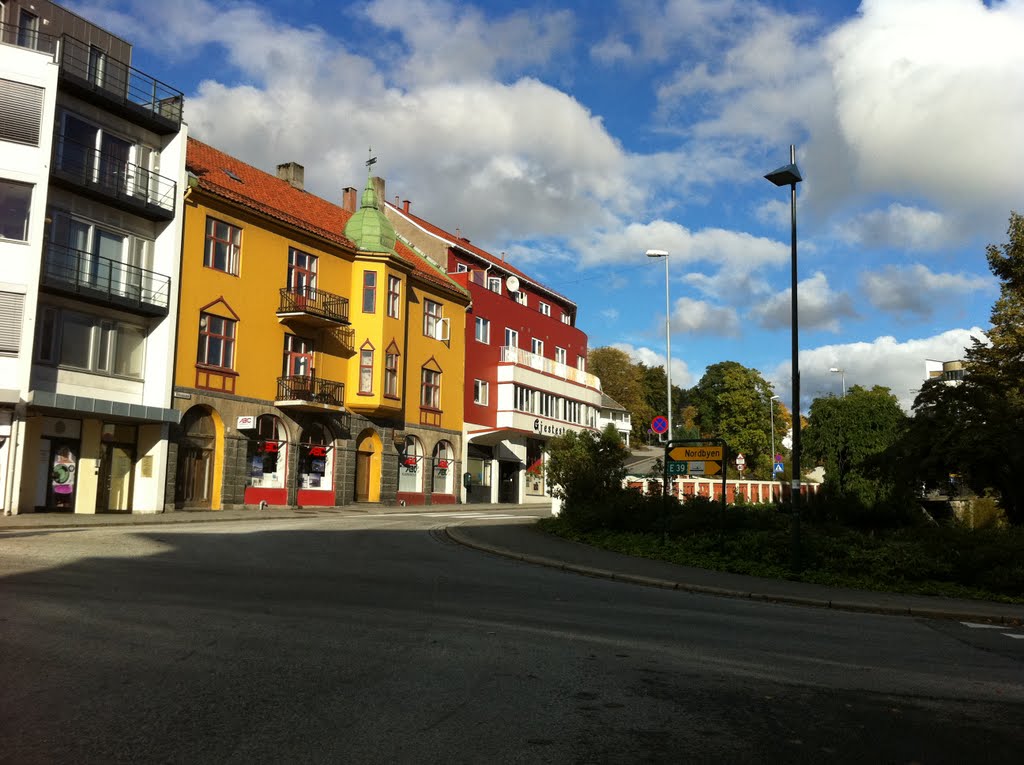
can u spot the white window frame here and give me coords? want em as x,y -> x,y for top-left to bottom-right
474,317 -> 490,344
423,299 -> 443,338
555,346 -> 567,365
504,327 -> 518,348
0,179 -> 32,242
487,276 -> 502,294
38,306 -> 146,378
514,291 -> 527,306
473,379 -> 489,406
561,312 -> 571,325
531,338 -> 543,357
539,301 -> 551,316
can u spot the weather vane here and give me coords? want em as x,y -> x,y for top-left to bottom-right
366,147 -> 377,169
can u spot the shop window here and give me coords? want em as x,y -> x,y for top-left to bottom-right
432,440 -> 454,495
299,422 -> 333,491
398,435 -> 423,494
250,414 -> 286,489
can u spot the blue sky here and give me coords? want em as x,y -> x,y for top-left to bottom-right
72,0 -> 1024,412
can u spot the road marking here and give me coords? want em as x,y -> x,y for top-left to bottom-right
438,513 -> 540,520
961,622 -> 1004,629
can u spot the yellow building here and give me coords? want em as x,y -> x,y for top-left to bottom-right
170,139 -> 468,509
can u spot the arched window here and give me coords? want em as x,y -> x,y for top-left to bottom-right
432,440 -> 454,495
299,422 -> 333,491
398,435 -> 423,494
251,414 -> 286,488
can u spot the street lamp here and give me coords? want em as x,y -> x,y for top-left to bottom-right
830,367 -> 846,397
646,249 -> 671,443
769,394 -> 779,480
765,145 -> 803,570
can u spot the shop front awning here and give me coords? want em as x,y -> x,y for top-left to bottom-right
28,390 -> 181,424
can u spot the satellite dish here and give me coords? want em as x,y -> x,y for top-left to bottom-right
506,276 -> 520,292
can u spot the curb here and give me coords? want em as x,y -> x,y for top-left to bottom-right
443,525 -> 1023,626
0,512 -> 313,532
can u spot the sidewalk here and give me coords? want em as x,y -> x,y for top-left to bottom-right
446,518 -> 1024,626
3,506 -> 1022,625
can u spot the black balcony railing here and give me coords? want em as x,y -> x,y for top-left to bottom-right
0,20 -> 59,55
276,375 -> 345,407
56,34 -> 183,133
41,242 -> 171,316
277,286 -> 350,325
51,134 -> 177,220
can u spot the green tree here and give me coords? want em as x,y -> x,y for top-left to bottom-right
920,212 -> 1024,524
641,364 -> 688,439
689,361 -> 778,477
588,347 -> 652,442
546,424 -> 628,518
802,385 -> 909,523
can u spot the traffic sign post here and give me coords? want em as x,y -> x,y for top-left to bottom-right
664,438 -> 729,517
735,453 -> 746,474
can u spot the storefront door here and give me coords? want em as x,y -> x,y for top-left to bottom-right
47,440 -> 80,512
97,443 -> 134,513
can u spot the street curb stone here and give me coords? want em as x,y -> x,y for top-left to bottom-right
443,525 -> 1024,625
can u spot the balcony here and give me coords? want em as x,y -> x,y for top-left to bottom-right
275,374 -> 346,412
276,286 -> 350,329
499,346 -> 602,390
57,35 -> 183,134
51,135 -> 177,221
0,20 -> 59,56
41,242 -> 171,317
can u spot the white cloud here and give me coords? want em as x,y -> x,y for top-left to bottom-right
578,221 -> 788,268
590,37 -> 632,66
669,297 -> 741,336
749,271 -> 857,331
363,0 -> 574,86
860,264 -> 993,317
611,343 -> 695,388
836,204 -> 956,251
767,327 -> 987,413
825,0 -> 1024,220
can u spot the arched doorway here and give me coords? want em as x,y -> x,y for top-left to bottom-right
354,428 -> 382,503
297,421 -> 334,507
244,414 -> 288,506
432,440 -> 455,502
175,406 -> 219,509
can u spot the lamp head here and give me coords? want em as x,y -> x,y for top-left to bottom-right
764,162 -> 802,187
829,367 -> 842,373
645,249 -> 668,258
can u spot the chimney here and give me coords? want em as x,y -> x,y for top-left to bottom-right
402,199 -> 411,213
276,162 -> 304,190
371,176 -> 386,211
342,186 -> 358,212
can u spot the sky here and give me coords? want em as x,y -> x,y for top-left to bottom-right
70,0 -> 1024,415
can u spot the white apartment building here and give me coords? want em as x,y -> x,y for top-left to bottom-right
1,0 -> 186,514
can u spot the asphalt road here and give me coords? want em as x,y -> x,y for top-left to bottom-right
1,509 -> 1023,764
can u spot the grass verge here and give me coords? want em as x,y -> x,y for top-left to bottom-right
537,513 -> 1024,604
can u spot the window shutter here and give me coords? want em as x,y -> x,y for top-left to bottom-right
0,79 -> 44,146
0,292 -> 26,354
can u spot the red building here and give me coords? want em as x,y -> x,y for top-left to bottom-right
386,198 -> 603,504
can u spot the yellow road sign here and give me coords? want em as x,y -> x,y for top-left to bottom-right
668,445 -> 723,461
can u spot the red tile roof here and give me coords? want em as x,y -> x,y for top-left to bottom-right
385,201 -> 576,309
185,138 -> 468,301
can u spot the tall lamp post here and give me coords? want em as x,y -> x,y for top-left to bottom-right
646,249 -> 671,442
829,366 -> 846,397
769,394 -> 779,482
765,145 -> 803,570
